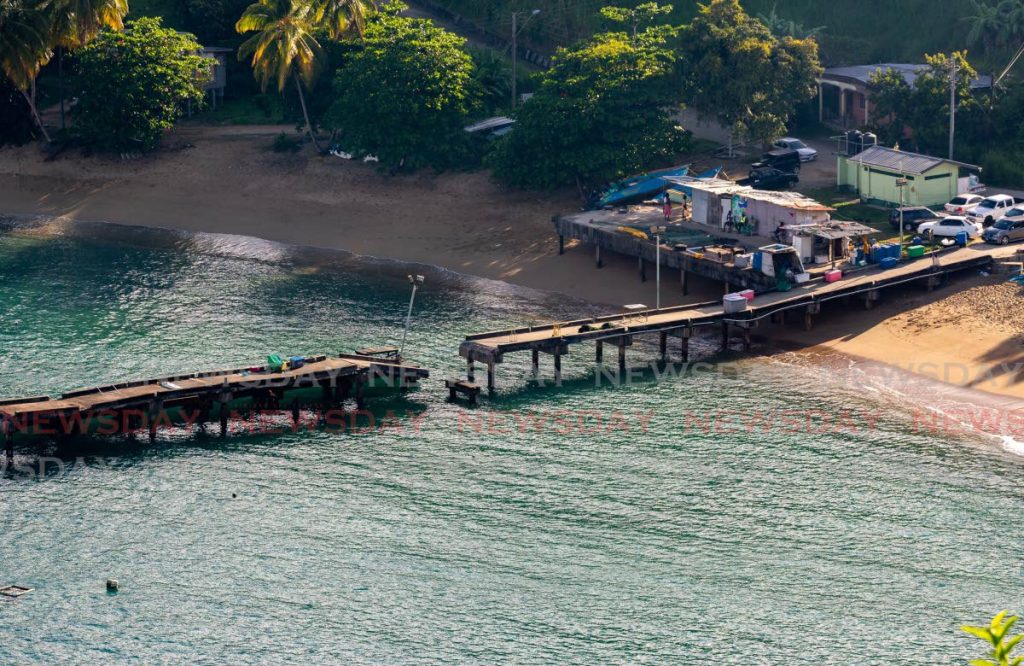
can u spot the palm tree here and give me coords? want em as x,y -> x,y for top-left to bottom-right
757,3 -> 824,40
44,0 -> 129,129
0,0 -> 53,141
236,0 -> 324,152
308,0 -> 376,40
964,0 -> 1003,56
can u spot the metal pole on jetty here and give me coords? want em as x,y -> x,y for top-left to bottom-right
399,275 -> 425,360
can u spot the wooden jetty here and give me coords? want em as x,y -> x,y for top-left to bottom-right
0,353 -> 428,452
460,243 -> 1013,392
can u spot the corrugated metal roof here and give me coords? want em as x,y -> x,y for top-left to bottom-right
822,63 -> 992,89
847,146 -> 945,174
674,178 -> 834,211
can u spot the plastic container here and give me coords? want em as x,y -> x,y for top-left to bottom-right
907,244 -> 925,258
738,289 -> 755,302
955,230 -> 968,247
824,269 -> 843,283
723,293 -> 748,313
879,256 -> 898,269
794,272 -> 811,284
734,254 -> 750,268
752,252 -> 763,271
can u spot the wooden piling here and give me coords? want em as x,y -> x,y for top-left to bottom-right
638,255 -> 646,282
531,349 -> 540,379
618,343 -> 626,373
554,353 -> 562,386
355,378 -> 366,410
467,359 -> 476,383
659,331 -> 668,362
680,268 -> 688,296
148,398 -> 161,443
721,321 -> 729,351
558,234 -> 564,255
595,245 -> 603,269
595,340 -> 603,365
486,362 -> 496,393
3,417 -> 12,460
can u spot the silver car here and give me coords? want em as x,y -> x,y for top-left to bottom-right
983,213 -> 1024,244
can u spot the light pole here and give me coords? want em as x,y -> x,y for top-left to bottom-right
896,173 -> 908,257
650,226 -> 666,309
511,9 -> 541,109
399,274 -> 425,360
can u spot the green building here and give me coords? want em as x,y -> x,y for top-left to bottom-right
837,145 -> 981,207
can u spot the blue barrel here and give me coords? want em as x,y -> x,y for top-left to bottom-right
955,231 -> 968,247
879,256 -> 898,269
752,252 -> 763,271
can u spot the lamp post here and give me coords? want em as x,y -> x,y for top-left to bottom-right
896,174 -> 908,257
511,9 -> 541,109
650,226 -> 666,309
399,274 -> 425,359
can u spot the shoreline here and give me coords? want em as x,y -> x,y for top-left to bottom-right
1,125 -> 1022,410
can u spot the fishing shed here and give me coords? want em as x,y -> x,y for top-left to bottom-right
785,220 -> 877,266
673,178 -> 834,237
837,145 -> 982,207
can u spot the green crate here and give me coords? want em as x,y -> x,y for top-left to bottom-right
906,245 -> 925,258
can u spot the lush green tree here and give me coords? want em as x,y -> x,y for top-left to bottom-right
46,0 -> 130,130
0,0 -> 53,141
676,0 -> 822,150
468,45 -> 511,115
599,2 -> 672,38
964,0 -> 1024,57
323,3 -> 476,171
867,52 -> 977,154
236,0 -> 324,150
486,28 -> 688,191
73,17 -> 207,151
962,610 -> 1024,666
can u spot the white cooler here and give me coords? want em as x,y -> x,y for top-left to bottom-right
723,293 -> 748,313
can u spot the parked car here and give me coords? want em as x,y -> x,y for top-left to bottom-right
944,193 -> 984,215
889,206 -> 941,232
738,167 -> 799,191
966,194 -> 1024,226
982,208 -> 1024,244
917,215 -> 982,239
772,137 -> 818,162
752,148 -> 801,173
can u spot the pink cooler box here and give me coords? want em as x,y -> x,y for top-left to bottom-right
824,269 -> 843,283
738,289 -> 755,302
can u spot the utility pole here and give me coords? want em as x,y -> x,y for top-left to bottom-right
949,54 -> 957,160
511,9 -> 540,109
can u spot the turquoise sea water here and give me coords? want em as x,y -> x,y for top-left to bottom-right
1,218 -> 1022,664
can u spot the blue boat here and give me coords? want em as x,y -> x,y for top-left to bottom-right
660,167 -> 723,202
597,165 -> 690,208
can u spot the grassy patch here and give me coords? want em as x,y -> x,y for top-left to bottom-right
191,95 -> 285,125
799,186 -> 895,238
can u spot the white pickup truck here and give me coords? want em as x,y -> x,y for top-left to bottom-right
967,194 -> 1024,227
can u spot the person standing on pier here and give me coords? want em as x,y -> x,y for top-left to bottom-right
662,193 -> 673,221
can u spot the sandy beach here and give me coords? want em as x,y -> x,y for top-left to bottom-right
1,124 -> 1022,401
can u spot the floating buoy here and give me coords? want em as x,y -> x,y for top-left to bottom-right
106,579 -> 119,592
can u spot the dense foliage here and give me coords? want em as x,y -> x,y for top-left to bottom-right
676,0 -> 821,147
961,610 -> 1024,666
432,0 -> 1018,69
487,29 -> 687,190
324,3 -> 475,170
869,52 -> 978,153
73,17 -> 207,151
